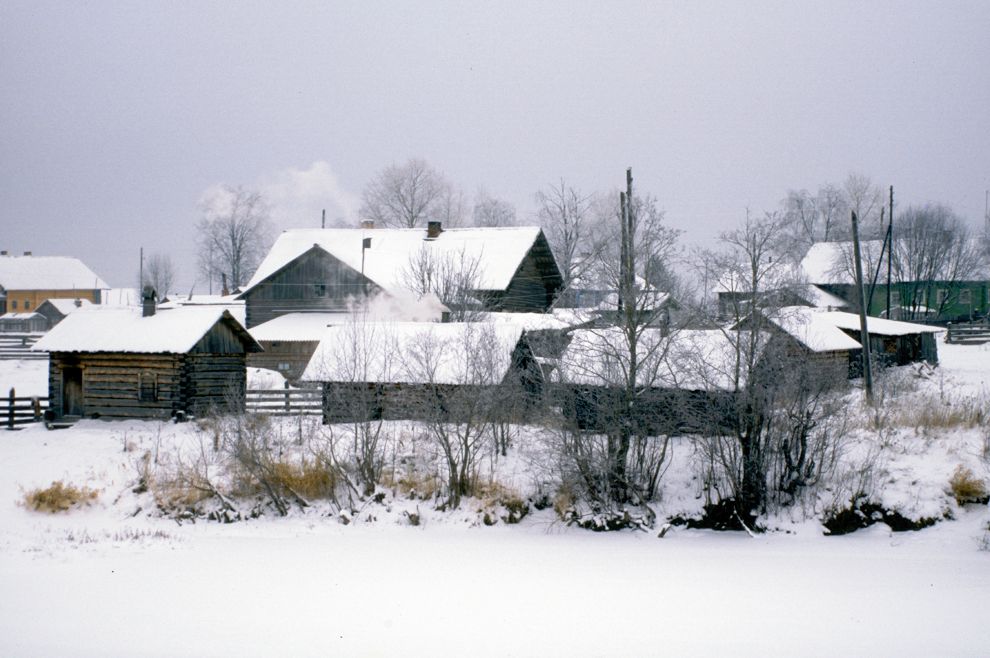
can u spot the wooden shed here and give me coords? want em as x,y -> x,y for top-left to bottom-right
300,321 -> 543,424
32,305 -> 262,420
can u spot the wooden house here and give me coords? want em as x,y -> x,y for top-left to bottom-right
300,321 -> 543,424
814,310 -> 941,367
0,312 -> 48,333
32,301 -> 262,420
236,223 -> 563,328
751,306 -> 861,381
0,252 -> 108,314
554,328 -> 757,435
34,298 -> 93,330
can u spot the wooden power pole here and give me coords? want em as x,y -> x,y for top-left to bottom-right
851,211 -> 874,402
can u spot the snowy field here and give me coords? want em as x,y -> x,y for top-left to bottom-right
1,343 -> 988,657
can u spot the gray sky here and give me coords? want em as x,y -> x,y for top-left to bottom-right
2,1 -> 988,290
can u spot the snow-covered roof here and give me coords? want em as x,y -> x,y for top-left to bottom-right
816,310 -> 943,337
558,328 -> 763,391
249,313 -> 348,342
38,298 -> 93,315
32,307 -> 261,354
475,311 -> 569,331
800,241 -> 884,285
0,255 -> 109,291
0,312 -> 43,321
765,307 -> 862,352
301,321 -> 525,385
240,226 -> 546,297
794,284 -> 848,309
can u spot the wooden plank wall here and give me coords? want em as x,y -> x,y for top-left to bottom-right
183,353 -> 247,414
50,352 -> 183,419
243,249 -> 378,328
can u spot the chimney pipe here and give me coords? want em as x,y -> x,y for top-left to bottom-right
142,286 -> 157,317
221,273 -> 229,297
426,221 -> 443,239
360,220 -> 375,230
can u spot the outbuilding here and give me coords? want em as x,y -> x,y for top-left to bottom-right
32,302 -> 262,420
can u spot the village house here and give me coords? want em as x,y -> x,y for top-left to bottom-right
800,241 -> 990,323
300,321 -> 543,424
236,222 -> 563,329
33,297 -> 93,330
0,252 -> 108,315
554,328 -> 755,435
32,293 -> 261,421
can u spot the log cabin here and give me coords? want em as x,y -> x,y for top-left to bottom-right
32,296 -> 261,421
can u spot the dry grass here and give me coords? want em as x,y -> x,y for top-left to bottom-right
949,466 -> 988,505
271,459 -> 337,500
23,481 -> 98,513
381,469 -> 439,500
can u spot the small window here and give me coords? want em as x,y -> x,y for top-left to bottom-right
23,300 -> 30,310
139,372 -> 158,402
890,290 -> 900,306
313,283 -> 326,297
936,289 -> 947,305
10,300 -> 16,310
959,289 -> 972,305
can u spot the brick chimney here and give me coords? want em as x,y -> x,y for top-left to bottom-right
360,220 -> 375,230
426,221 -> 443,239
142,286 -> 157,317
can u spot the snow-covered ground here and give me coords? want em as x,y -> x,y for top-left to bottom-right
1,343 -> 988,657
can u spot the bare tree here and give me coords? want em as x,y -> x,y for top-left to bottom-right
471,189 -> 516,227
140,253 -> 176,299
197,185 -> 275,291
400,246 -> 484,321
891,203 -> 986,320
536,180 -> 601,296
360,158 -> 463,228
404,323 -> 512,509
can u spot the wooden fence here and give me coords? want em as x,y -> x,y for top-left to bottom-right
5,388 -> 49,429
245,387 -> 322,416
0,334 -> 46,360
946,321 -> 990,344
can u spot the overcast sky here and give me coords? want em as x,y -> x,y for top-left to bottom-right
2,1 -> 988,290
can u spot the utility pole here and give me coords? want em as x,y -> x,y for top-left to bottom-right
321,208 -> 326,229
851,211 -> 874,402
139,246 -> 144,297
886,186 -> 893,319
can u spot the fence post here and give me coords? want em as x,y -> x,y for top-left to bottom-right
32,397 -> 41,422
284,380 -> 290,413
7,387 -> 14,430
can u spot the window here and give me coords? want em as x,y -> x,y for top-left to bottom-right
959,289 -> 972,305
23,300 -> 30,310
936,289 -> 948,306
890,290 -> 900,307
277,362 -> 290,371
313,283 -> 326,297
138,372 -> 158,402
10,300 -> 16,310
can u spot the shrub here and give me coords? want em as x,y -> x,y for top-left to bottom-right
948,466 -> 989,505
23,481 -> 98,513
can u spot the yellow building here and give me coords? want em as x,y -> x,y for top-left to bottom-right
0,252 -> 108,314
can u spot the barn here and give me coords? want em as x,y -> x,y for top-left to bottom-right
300,321 -> 543,424
32,303 -> 262,421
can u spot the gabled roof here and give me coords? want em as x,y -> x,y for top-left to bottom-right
249,313 -> 347,342
240,226 -> 549,297
37,298 -> 93,316
764,307 -> 862,352
794,284 -> 848,309
33,307 -> 261,354
0,255 -> 109,291
301,321 -> 525,385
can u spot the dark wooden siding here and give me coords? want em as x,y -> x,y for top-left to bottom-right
49,352 -> 184,419
247,340 -> 319,382
495,233 -> 562,312
242,248 -> 379,328
183,353 -> 247,414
